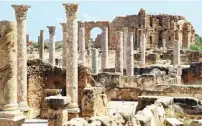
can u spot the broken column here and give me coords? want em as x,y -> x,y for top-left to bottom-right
162,31 -> 166,52
173,30 -> 180,65
60,23 -> 67,69
115,30 -> 124,75
39,30 -> 44,60
126,32 -> 134,76
47,26 -> 56,66
141,31 -> 146,67
78,24 -> 86,65
101,27 -> 108,71
92,48 -> 99,74
0,20 -> 25,125
63,3 -> 80,116
12,4 -> 30,110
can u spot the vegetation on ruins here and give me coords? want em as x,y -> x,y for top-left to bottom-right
190,34 -> 202,51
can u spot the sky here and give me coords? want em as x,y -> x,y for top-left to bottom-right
0,0 -> 202,42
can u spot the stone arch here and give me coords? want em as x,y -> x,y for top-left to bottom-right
90,27 -> 102,48
80,21 -> 110,48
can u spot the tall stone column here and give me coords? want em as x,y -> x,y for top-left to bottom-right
12,4 -> 30,110
60,23 -> 67,69
126,32 -> 134,76
92,48 -> 99,74
40,30 -> 44,60
47,26 -> 56,66
101,27 -> 108,71
115,31 -> 124,75
78,25 -> 86,65
0,21 -> 25,125
63,3 -> 79,106
38,36 -> 40,56
141,31 -> 146,67
123,27 -> 128,69
173,30 -> 180,65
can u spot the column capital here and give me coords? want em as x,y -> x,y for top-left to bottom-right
47,26 -> 56,35
11,5 -> 31,21
60,23 -> 67,32
63,3 -> 79,18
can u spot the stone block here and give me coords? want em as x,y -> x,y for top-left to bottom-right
164,118 -> 183,126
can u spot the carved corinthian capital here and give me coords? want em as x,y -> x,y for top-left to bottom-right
11,5 -> 31,21
60,23 -> 67,32
47,26 -> 56,35
63,3 -> 78,18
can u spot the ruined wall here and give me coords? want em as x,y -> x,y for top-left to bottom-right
27,59 -> 94,118
162,50 -> 202,64
182,62 -> 202,84
109,9 -> 195,49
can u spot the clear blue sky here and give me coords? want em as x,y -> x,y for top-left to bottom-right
0,0 -> 201,41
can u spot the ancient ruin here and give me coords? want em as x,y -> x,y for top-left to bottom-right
0,2 -> 202,126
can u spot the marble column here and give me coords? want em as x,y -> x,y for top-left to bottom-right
12,4 -> 30,110
141,31 -> 146,67
123,27 -> 128,70
173,30 -> 180,65
78,25 -> 86,65
115,31 -> 123,75
63,3 -> 79,105
40,30 -> 44,60
47,26 -> 56,66
60,23 -> 67,69
101,27 -> 108,71
126,32 -> 134,76
92,48 -> 99,74
0,20 -> 25,125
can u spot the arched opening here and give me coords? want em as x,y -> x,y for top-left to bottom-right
89,27 -> 102,48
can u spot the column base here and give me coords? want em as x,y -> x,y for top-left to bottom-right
0,110 -> 25,126
0,103 -> 18,111
18,102 -> 29,111
67,103 -> 80,120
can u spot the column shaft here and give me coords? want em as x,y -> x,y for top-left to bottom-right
60,23 -> 67,69
47,26 -> 56,66
78,27 -> 86,65
126,32 -> 134,76
141,33 -> 146,67
63,3 -> 79,104
101,27 -> 108,71
40,30 -> 44,60
92,48 -> 99,74
115,31 -> 123,75
123,27 -> 128,69
12,5 -> 30,110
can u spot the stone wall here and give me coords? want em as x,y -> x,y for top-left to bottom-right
182,62 -> 202,84
27,59 -> 95,118
162,50 -> 202,64
109,9 -> 195,49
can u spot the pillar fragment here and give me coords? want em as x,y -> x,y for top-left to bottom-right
123,27 -> 128,69
47,26 -> 56,66
92,48 -> 99,74
141,32 -> 146,67
39,30 -> 44,60
78,25 -> 86,65
173,31 -> 181,65
101,27 -> 108,71
12,4 -> 30,110
126,32 -> 134,76
60,23 -> 67,68
115,31 -> 123,75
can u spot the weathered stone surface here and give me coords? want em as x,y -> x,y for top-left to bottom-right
60,23 -> 67,69
101,27 -> 108,71
92,48 -> 99,75
78,24 -> 86,65
39,30 -> 44,60
82,87 -> 108,117
0,20 -> 18,111
126,32 -> 134,76
67,118 -> 88,126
